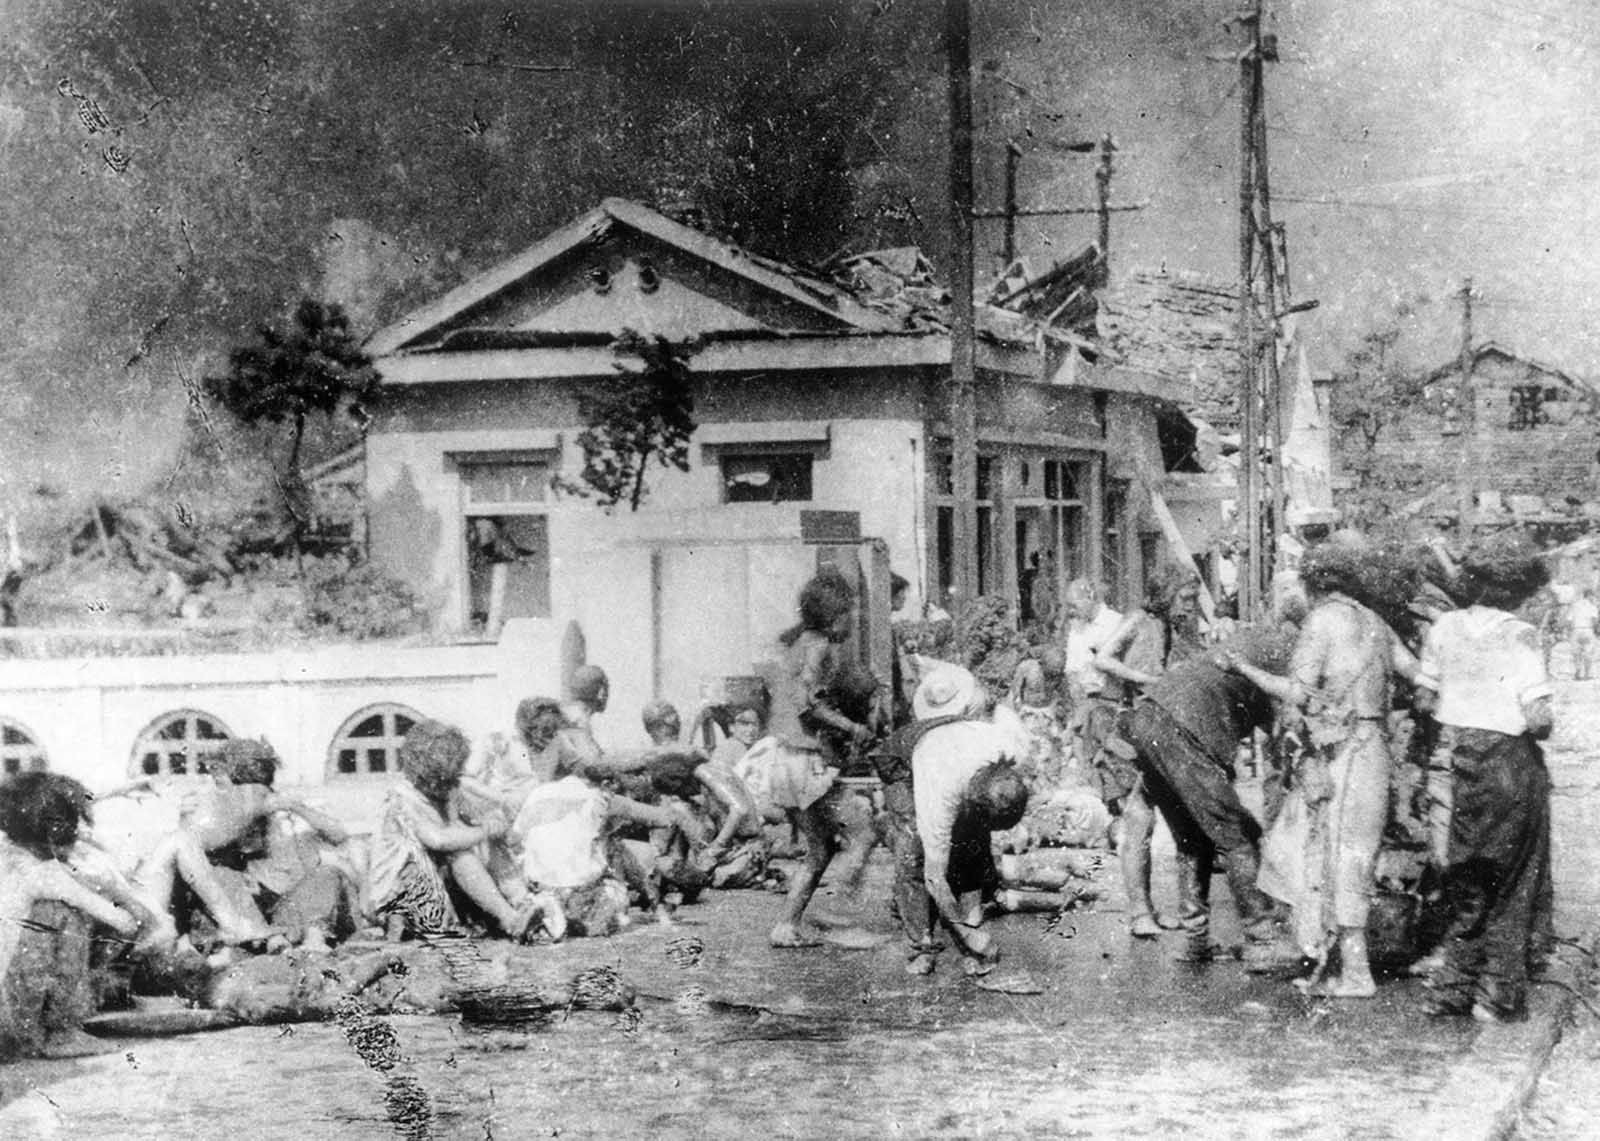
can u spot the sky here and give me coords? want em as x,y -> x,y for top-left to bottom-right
973,0 -> 1600,376
2,0 -> 1596,512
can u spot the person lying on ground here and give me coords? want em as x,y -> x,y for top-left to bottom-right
368,719 -> 546,943
905,665 -> 1031,977
0,772 -> 144,1060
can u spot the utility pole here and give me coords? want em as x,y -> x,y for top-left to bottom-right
1455,276 -> 1478,522
1234,0 -> 1286,621
1003,140 -> 1022,265
946,0 -> 979,606
1095,134 -> 1115,269
1237,1 -> 1262,621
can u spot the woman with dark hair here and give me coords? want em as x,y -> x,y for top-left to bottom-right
1093,563 -> 1207,939
1413,533 -> 1554,1022
0,773 -> 143,1058
1224,540 -> 1402,996
767,567 -> 878,947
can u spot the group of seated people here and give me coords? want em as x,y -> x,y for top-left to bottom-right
0,664 -> 793,1059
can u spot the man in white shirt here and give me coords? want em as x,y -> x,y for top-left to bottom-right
1061,578 -> 1123,772
907,665 -> 1030,976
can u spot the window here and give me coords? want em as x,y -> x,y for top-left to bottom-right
720,452 -> 814,503
131,710 -> 232,777
1,719 -> 47,775
328,704 -> 422,777
929,442 -> 1002,603
456,456 -> 553,628
1508,385 -> 1547,431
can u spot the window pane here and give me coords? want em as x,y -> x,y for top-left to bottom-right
936,505 -> 953,606
932,448 -> 953,496
976,456 -> 995,502
337,749 -> 358,775
351,715 -> 385,738
2,725 -> 24,746
463,462 -> 548,505
195,718 -> 228,740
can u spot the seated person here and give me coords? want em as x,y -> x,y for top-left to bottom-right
0,773 -> 144,1060
640,701 -> 769,892
367,719 -> 545,942
196,741 -> 359,953
463,697 -> 575,814
106,739 -> 352,951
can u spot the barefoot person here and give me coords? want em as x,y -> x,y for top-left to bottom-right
767,568 -> 878,947
1124,622 -> 1302,967
1092,565 -> 1206,940
368,720 -> 541,941
0,773 -> 144,1060
1221,542 -> 1401,997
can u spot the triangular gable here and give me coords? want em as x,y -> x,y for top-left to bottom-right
368,199 -> 899,356
1422,342 -> 1593,396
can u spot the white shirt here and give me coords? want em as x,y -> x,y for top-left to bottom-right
911,706 -> 1030,870
1419,606 -> 1551,735
1063,604 -> 1123,696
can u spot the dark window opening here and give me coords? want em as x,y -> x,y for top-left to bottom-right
722,453 -> 814,503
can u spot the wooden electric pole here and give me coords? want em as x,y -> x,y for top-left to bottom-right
946,0 -> 979,606
1455,276 -> 1478,522
1237,1 -> 1263,620
1235,0 -> 1287,621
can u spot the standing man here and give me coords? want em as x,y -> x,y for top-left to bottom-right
1061,577 -> 1124,777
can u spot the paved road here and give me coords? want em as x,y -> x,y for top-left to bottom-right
3,683 -> 1597,1139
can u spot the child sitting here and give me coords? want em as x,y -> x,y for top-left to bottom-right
368,719 -> 544,941
0,773 -> 144,1060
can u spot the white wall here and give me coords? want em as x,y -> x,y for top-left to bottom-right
0,625 -> 565,831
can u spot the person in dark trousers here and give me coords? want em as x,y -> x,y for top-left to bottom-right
1123,623 -> 1301,967
1413,533 -> 1554,1023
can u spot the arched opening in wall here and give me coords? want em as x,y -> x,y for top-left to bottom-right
328,704 -> 422,777
1,718 -> 48,775
131,710 -> 233,777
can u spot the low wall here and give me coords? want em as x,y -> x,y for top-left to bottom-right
0,619 -> 568,831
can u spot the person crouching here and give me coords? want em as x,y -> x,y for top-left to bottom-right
905,665 -> 1031,976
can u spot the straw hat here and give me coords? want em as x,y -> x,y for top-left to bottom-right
913,664 -> 980,721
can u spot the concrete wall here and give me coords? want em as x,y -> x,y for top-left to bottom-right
367,370 -> 929,636
0,623 -> 565,830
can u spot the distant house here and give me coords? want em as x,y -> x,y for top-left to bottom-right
1336,342 -> 1600,528
363,199 -> 1197,722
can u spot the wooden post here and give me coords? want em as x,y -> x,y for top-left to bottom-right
946,0 -> 979,607
1003,140 -> 1022,266
1096,134 -> 1114,265
1237,8 -> 1261,620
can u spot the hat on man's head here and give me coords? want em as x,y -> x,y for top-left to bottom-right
913,664 -> 980,721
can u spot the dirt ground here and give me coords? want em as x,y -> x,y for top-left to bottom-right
2,682 -> 1597,1139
